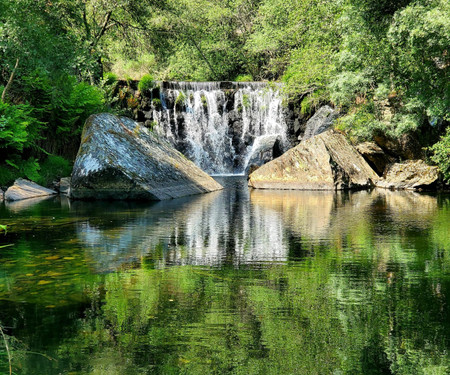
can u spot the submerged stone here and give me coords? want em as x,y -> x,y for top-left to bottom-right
5,179 -> 57,201
248,130 -> 379,190
70,113 -> 223,200
376,160 -> 439,190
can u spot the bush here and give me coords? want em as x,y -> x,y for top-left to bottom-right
0,101 -> 42,152
138,74 -> 155,93
175,91 -> 186,108
430,127 -> 450,183
0,157 -> 40,186
103,72 -> 118,85
234,74 -> 253,82
36,155 -> 73,187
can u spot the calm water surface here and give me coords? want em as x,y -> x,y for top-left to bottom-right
0,177 -> 449,374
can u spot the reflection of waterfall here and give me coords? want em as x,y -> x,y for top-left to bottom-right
75,182 -> 441,272
153,82 -> 288,175
76,178 -> 290,270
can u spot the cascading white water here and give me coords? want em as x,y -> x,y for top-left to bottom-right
153,82 -> 288,175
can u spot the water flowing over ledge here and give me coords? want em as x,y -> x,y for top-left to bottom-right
151,81 -> 289,175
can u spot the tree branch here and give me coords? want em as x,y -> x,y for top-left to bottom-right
92,11 -> 112,49
1,58 -> 19,103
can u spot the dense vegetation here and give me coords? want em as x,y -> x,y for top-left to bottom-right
0,0 -> 449,185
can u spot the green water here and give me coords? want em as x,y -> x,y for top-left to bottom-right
0,177 -> 449,374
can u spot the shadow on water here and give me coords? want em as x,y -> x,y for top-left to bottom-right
0,178 -> 449,374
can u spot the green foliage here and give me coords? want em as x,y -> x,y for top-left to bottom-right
151,98 -> 161,109
242,94 -> 250,109
175,91 -> 186,108
0,101 -> 42,152
103,72 -> 118,86
234,74 -> 253,82
430,127 -> 450,183
200,94 -> 208,108
36,155 -> 72,187
137,74 -> 155,93
0,157 -> 40,185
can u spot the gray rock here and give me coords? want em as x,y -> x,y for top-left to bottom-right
5,179 -> 57,201
0,188 -> 3,201
356,142 -> 395,176
376,160 -> 439,190
59,177 -> 71,196
248,130 -> 379,190
302,105 -> 338,141
244,135 -> 283,175
70,113 -> 223,200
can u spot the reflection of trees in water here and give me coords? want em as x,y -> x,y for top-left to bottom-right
1,184 -> 449,374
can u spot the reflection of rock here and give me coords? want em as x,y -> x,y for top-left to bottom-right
5,195 -> 56,213
356,142 -> 394,176
376,160 -> 439,190
250,189 -> 335,239
5,178 -> 57,201
301,105 -> 338,141
249,130 -> 379,190
374,188 -> 438,226
70,113 -> 222,200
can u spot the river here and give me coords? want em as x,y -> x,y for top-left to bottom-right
0,177 -> 449,374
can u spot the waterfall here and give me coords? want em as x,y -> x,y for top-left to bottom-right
151,81 -> 289,175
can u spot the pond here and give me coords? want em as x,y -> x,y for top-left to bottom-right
0,177 -> 449,374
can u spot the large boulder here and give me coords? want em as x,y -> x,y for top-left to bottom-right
5,179 -> 57,201
301,105 -> 338,141
374,133 -> 424,160
376,160 -> 439,190
70,113 -> 223,200
356,142 -> 395,176
244,135 -> 283,175
248,130 -> 379,190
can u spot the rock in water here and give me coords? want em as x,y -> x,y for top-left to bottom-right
301,105 -> 338,141
376,160 -> 439,190
248,130 -> 379,190
59,177 -> 71,196
356,142 -> 395,176
0,188 -> 4,201
5,179 -> 57,201
70,113 -> 223,200
244,135 -> 283,175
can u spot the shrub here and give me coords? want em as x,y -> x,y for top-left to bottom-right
152,98 -> 161,109
175,91 -> 186,108
430,127 -> 450,183
36,155 -> 72,187
103,72 -> 118,86
234,74 -> 253,82
138,74 -> 155,93
0,101 -> 42,152
0,157 -> 40,186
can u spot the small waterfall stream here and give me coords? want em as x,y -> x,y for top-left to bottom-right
152,82 -> 289,175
